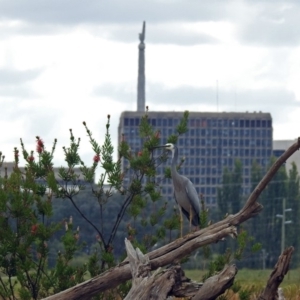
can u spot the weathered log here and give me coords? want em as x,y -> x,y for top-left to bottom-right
258,247 -> 294,300
43,138 -> 300,300
124,238 -> 202,299
192,264 -> 237,300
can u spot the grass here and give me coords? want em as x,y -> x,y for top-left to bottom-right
185,268 -> 300,299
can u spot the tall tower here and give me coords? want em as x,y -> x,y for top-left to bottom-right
137,21 -> 146,112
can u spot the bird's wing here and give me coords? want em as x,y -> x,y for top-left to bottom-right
185,179 -> 201,221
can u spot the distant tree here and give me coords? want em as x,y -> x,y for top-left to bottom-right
217,159 -> 243,253
217,159 -> 243,218
260,156 -> 288,268
286,162 -> 300,265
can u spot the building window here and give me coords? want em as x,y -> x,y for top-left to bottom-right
124,118 -> 129,126
256,129 -> 261,137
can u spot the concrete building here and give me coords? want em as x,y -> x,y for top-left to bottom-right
118,111 -> 273,206
273,139 -> 300,173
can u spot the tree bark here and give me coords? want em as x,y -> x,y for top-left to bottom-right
258,246 -> 294,300
123,238 -> 202,300
192,264 -> 237,300
43,138 -> 300,300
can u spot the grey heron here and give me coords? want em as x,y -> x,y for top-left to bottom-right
155,143 -> 200,235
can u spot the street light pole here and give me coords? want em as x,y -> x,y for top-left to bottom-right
276,198 -> 292,253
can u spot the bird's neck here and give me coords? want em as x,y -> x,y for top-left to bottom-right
171,147 -> 178,174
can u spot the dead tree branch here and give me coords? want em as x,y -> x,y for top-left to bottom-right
123,238 -> 202,299
258,246 -> 294,300
192,264 -> 237,300
43,138 -> 300,300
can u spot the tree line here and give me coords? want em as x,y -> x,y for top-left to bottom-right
217,158 -> 300,269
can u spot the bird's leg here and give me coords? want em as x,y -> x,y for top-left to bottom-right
189,205 -> 192,233
180,209 -> 183,238
178,205 -> 183,238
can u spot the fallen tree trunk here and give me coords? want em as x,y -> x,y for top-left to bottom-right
44,138 -> 300,300
258,246 -> 294,300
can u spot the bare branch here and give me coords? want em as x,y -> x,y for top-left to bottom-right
258,247 -> 294,300
192,264 -> 237,300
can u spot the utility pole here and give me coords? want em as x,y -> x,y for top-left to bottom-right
276,198 -> 292,253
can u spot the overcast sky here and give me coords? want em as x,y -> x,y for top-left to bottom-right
0,0 -> 299,169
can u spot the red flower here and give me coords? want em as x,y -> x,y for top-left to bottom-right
31,224 -> 38,235
154,131 -> 161,139
36,138 -> 44,153
137,151 -> 142,157
37,138 -> 44,147
93,154 -> 100,163
27,155 -> 35,162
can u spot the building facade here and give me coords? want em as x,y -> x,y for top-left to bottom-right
273,139 -> 300,173
118,111 -> 273,206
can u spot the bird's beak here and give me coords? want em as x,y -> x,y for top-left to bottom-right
153,145 -> 167,150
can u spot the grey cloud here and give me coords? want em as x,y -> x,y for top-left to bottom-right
0,68 -> 43,98
94,82 -> 298,123
147,84 -> 298,107
236,3 -> 300,46
2,0 -> 300,47
103,23 -> 219,45
0,0 -> 229,25
0,68 -> 42,86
